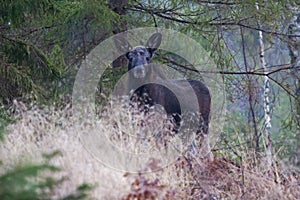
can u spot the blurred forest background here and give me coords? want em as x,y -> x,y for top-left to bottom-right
0,0 -> 299,199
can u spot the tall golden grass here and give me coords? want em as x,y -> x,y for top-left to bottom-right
0,100 -> 299,199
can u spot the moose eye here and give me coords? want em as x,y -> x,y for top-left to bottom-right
126,52 -> 133,60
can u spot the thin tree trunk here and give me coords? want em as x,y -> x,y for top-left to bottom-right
109,0 -> 128,68
288,12 -> 300,166
256,2 -> 273,168
288,13 -> 300,127
240,27 -> 259,153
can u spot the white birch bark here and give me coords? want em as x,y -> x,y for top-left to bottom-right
255,2 -> 272,168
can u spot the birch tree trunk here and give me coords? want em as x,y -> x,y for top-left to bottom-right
255,3 -> 273,168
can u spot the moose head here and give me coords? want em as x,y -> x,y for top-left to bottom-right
114,33 -> 162,79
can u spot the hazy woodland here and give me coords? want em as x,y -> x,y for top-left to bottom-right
0,1 -> 299,199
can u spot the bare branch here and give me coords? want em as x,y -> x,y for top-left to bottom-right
129,3 -> 300,38
158,54 -> 299,98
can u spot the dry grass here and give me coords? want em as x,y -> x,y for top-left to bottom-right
175,156 -> 299,199
0,100 -> 299,199
0,100 -> 129,199
118,156 -> 299,199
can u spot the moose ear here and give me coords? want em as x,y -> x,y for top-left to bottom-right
146,33 -> 162,57
113,35 -> 132,55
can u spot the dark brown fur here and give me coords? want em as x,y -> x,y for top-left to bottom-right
114,33 -> 211,135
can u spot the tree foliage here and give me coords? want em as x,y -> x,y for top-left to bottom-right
0,151 -> 93,200
0,0 -> 118,103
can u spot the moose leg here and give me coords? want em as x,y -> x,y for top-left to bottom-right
193,115 -> 213,161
